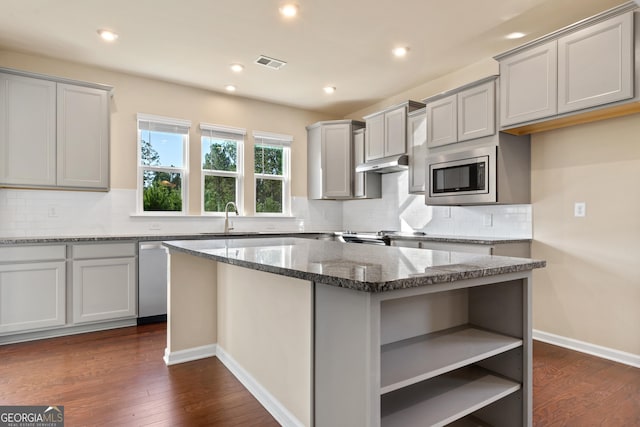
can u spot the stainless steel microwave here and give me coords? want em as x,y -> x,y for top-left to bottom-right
425,139 -> 530,205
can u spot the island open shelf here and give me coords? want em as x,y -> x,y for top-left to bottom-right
381,366 -> 521,427
381,326 -> 523,394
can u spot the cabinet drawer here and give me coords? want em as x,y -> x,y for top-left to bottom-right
0,245 -> 66,263
72,242 -> 136,259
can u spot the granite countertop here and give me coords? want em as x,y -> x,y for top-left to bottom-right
164,237 -> 546,293
0,232 -> 331,245
384,233 -> 531,245
0,232 -> 529,246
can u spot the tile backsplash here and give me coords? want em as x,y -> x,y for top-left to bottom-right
342,172 -> 532,238
0,171 -> 531,238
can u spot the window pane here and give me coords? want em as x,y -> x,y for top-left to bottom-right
142,170 -> 183,211
202,138 -> 237,172
140,130 -> 184,168
256,178 -> 283,213
204,175 -> 237,212
254,145 -> 283,175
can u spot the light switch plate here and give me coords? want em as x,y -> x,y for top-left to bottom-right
574,202 -> 586,217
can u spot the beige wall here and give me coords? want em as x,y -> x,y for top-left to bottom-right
0,49 -> 333,214
217,263 -> 312,426
531,114 -> 640,355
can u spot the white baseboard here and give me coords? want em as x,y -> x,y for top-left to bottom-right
533,329 -> 640,369
216,345 -> 305,427
163,344 -> 217,365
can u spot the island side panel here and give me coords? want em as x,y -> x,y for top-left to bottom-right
217,262 -> 313,427
166,251 -> 217,358
315,282 -> 380,427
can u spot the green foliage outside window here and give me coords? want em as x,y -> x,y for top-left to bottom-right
255,144 -> 284,213
141,139 -> 182,211
203,139 -> 238,212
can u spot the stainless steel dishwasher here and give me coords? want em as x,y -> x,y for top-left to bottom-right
138,242 -> 168,324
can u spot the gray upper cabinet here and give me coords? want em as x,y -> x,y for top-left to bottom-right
496,6 -> 637,130
57,84 -> 109,189
307,120 -> 365,200
364,101 -> 424,161
353,128 -> 381,199
557,12 -> 634,114
457,79 -> 496,141
426,94 -> 457,148
426,77 -> 496,148
499,41 -> 558,127
365,113 -> 385,161
0,68 -> 111,191
0,73 -> 57,187
408,108 -> 427,194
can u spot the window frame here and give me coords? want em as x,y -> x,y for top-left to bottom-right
200,123 -> 246,216
136,113 -> 191,215
252,131 -> 292,217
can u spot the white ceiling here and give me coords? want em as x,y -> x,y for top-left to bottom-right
0,0 -> 626,116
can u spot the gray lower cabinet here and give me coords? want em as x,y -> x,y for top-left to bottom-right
72,243 -> 137,324
0,242 -> 137,341
391,238 -> 531,258
497,8 -> 636,129
0,245 -> 66,333
0,68 -> 111,191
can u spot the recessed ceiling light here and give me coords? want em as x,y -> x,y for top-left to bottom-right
323,86 -> 336,94
506,32 -> 526,40
230,64 -> 244,73
225,84 -> 237,92
97,29 -> 118,42
392,46 -> 409,57
279,3 -> 299,17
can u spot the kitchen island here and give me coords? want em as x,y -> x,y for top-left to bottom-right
163,237 -> 545,427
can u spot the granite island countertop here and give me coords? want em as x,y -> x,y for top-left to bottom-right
164,237 -> 545,293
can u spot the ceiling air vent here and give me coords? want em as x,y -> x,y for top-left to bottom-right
255,55 -> 287,70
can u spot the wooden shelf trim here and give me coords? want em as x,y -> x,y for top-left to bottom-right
380,326 -> 522,394
381,366 -> 521,427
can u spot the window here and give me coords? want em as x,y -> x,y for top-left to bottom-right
137,113 -> 190,213
253,131 -> 291,215
201,123 -> 245,214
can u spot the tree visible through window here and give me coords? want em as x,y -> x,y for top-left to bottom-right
137,114 -> 190,213
253,132 -> 291,215
201,124 -> 244,213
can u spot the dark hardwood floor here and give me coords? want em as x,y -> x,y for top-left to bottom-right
533,341 -> 640,426
1,324 -> 639,426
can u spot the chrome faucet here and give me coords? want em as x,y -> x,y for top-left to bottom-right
224,201 -> 239,233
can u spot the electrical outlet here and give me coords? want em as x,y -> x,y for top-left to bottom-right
483,214 -> 493,227
574,202 -> 586,217
47,206 -> 58,217
149,222 -> 161,230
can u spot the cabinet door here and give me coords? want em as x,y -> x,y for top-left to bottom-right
57,84 -> 109,189
0,73 -> 56,187
365,113 -> 384,161
353,130 -> 365,198
408,111 -> 427,194
73,257 -> 136,323
321,124 -> 352,198
558,13 -> 633,114
426,95 -> 457,147
0,261 -> 66,333
384,106 -> 407,156
457,80 -> 495,142
499,41 -> 558,126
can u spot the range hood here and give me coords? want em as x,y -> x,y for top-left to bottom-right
355,154 -> 408,174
